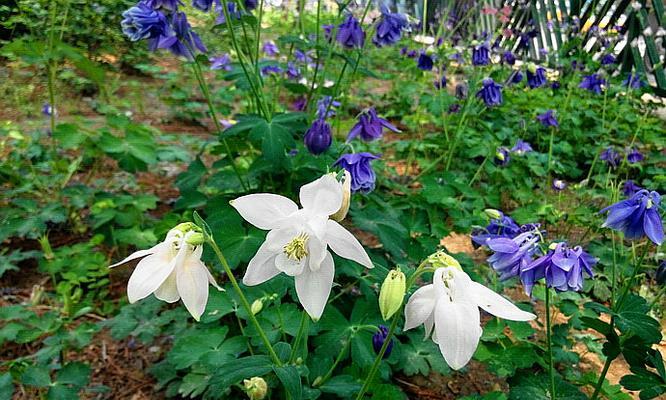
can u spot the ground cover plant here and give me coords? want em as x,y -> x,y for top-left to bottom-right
1,0 -> 665,399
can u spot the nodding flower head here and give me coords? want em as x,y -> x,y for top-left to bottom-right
336,14 -> 365,49
579,73 -> 606,94
486,230 -> 543,293
526,66 -> 547,88
346,108 -> 400,142
477,78 -> 503,106
472,43 -> 490,66
600,189 -> 663,245
524,242 -> 596,292
373,5 -> 408,47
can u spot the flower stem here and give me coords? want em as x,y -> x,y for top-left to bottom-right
546,127 -> 555,182
355,311 -> 400,399
545,286 -> 556,399
289,311 -> 309,363
207,238 -> 282,366
314,331 -> 351,387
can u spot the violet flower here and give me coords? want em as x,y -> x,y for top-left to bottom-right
524,242 -> 596,293
333,153 -> 381,193
536,109 -> 558,128
337,14 -> 365,49
346,108 -> 400,142
477,78 -> 503,107
600,189 -> 664,245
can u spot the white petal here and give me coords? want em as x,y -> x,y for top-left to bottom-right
468,282 -> 536,321
295,251 -> 334,320
435,296 -> 482,370
176,255 -> 210,321
127,250 -> 176,303
275,253 -> 306,276
109,242 -> 166,268
243,240 -> 281,286
190,245 -> 222,291
424,313 -> 435,339
154,271 -> 180,303
307,237 -> 327,271
404,284 -> 437,331
231,194 -> 298,230
299,175 -> 343,216
325,220 -> 373,268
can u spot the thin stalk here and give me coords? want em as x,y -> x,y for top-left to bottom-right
46,0 -> 58,137
422,0 -> 428,36
254,0 -> 265,74
546,127 -> 556,183
314,332 -> 351,387
469,152 -> 490,185
545,287 -> 556,399
590,356 -> 613,400
355,312 -> 400,399
289,311 -> 309,363
208,239 -> 282,366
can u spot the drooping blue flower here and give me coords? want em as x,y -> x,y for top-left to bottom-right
372,325 -> 394,358
455,82 -> 468,99
526,66 -> 547,88
294,49 -> 313,64
627,148 -> 643,164
41,103 -> 55,117
260,64 -> 282,76
316,96 -> 339,119
333,153 -> 381,193
601,53 -> 616,65
472,43 -> 490,66
262,40 -> 279,56
494,146 -> 510,166
210,53 -> 232,70
600,147 -> 620,168
417,52 -> 434,71
286,62 -> 300,79
144,0 -> 182,11
291,96 -> 307,112
600,189 -> 664,245
550,81 -> 561,90
623,180 -> 641,197
511,139 -> 533,155
486,231 -> 542,293
623,73 -> 646,89
346,108 -> 399,142
471,211 -> 522,246
517,29 -> 537,50
243,0 -> 257,11
336,14 -> 365,49
552,179 -> 567,191
511,70 -> 524,84
159,11 -> 207,59
433,75 -> 446,90
192,0 -> 216,12
373,5 -> 408,47
121,2 -> 171,42
524,242 -> 596,293
579,73 -> 606,94
215,1 -> 241,25
476,78 -> 503,107
503,51 -> 516,65
536,109 -> 558,128
304,118 -> 332,155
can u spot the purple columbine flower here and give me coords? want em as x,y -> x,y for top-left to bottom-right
511,70 -> 524,84
333,153 -> 381,193
260,64 -> 282,76
262,40 -> 279,56
161,11 -> 207,59
433,75 -> 447,90
346,108 -> 400,142
503,51 -> 516,65
336,14 -> 365,49
600,147 -> 621,168
552,179 -> 567,191
304,118 -> 332,155
601,54 -> 616,65
316,96 -> 339,119
623,180 -> 642,197
472,43 -> 490,66
600,189 -> 664,245
524,242 -> 596,293
41,103 -> 56,117
579,74 -> 606,94
215,1 -> 241,25
526,66 -> 547,88
210,53 -> 232,70
494,147 -> 510,166
294,49 -> 313,64
511,139 -> 533,155
627,148 -> 643,164
536,109 -> 558,128
477,78 -> 503,107
471,211 -> 522,246
322,24 -> 334,41
486,231 -> 542,292
455,82 -> 468,99
372,325 -> 394,358
291,96 -> 307,112
121,2 -> 171,42
244,0 -> 257,11
144,0 -> 181,11
406,49 -> 417,58
417,52 -> 434,70
285,62 -> 300,79
373,5 -> 408,47
192,0 -> 215,12
623,73 -> 646,89
551,81 -> 561,90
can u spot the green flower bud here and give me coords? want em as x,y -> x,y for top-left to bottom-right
173,222 -> 201,234
244,377 -> 268,400
484,209 -> 502,220
330,170 -> 351,222
185,232 -> 205,246
251,299 -> 263,315
527,62 -> 537,73
379,268 -> 406,321
426,250 -> 462,270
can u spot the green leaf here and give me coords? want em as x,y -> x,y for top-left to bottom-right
273,365 -> 302,400
318,375 -> 362,397
168,328 -> 229,369
47,384 -> 78,400
21,365 -> 51,387
55,362 -> 90,387
0,373 -> 14,399
209,355 -> 273,389
615,295 -> 661,344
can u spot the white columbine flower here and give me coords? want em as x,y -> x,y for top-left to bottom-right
231,174 -> 373,319
404,266 -> 536,370
110,224 -> 221,321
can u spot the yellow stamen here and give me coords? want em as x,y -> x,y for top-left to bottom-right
283,233 -> 309,261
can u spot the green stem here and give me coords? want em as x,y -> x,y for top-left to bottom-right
355,312 -> 400,399
315,331 -> 351,387
208,238 -> 282,366
590,356 -> 613,400
546,127 -> 555,182
545,287 -> 556,399
254,0 -> 265,74
289,311 -> 309,363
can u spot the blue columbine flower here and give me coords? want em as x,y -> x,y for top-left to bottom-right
627,148 -> 643,164
623,180 -> 642,197
601,54 -> 616,65
121,2 -> 171,42
524,242 -> 596,293
526,65 -> 547,88
292,97 -> 307,112
494,147 -> 510,166
346,108 -> 400,142
304,118 -> 332,155
336,14 -> 365,49
41,103 -> 55,117
260,64 -> 282,76
433,75 -> 446,90
144,0 -> 182,11
511,70 -> 524,84
244,0 -> 257,10
286,62 -> 300,79
600,147 -> 620,168
472,42 -> 490,66
536,109 -> 558,128
579,73 -> 606,94
316,96 -> 339,119
600,189 -> 664,245
322,24 -> 334,41
373,5 -> 407,47
503,51 -> 516,65
455,82 -> 468,99
192,0 -> 215,12
417,52 -> 434,70
294,49 -> 313,64
216,1 -> 241,25
160,11 -> 206,59
333,153 -> 381,193
623,73 -> 646,89
486,231 -> 542,293
552,179 -> 567,191
372,325 -> 394,358
551,81 -> 561,90
262,40 -> 279,56
471,211 -> 522,246
477,78 -> 503,107
511,139 -> 533,155
210,53 -> 232,70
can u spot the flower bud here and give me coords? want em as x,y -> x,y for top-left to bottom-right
173,222 -> 201,234
330,170 -> 352,222
527,62 -> 537,74
244,377 -> 268,400
427,250 -> 461,270
378,268 -> 406,320
484,208 -> 502,220
372,325 -> 394,358
251,299 -> 263,315
185,232 -> 205,246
